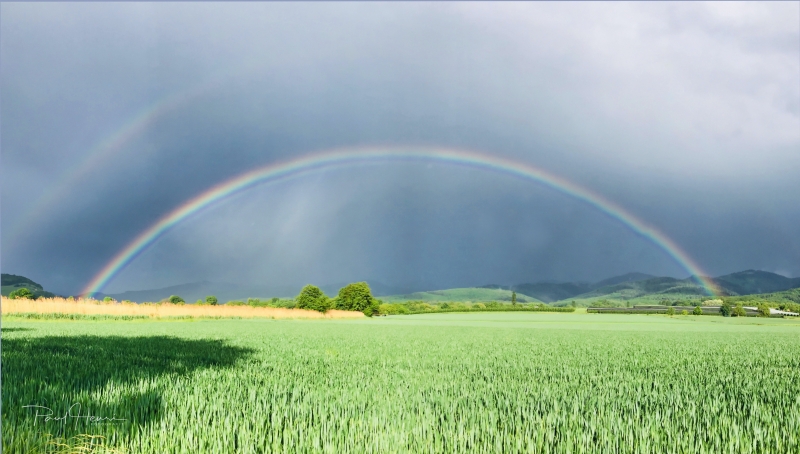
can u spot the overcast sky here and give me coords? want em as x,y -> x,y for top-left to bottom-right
2,2 -> 799,295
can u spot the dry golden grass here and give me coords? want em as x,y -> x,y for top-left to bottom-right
1,297 -> 364,320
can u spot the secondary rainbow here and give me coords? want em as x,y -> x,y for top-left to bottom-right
7,61 -> 260,245
82,147 -> 720,297
7,86 -> 205,244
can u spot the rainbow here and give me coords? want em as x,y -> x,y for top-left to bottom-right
7,62 -> 260,245
81,147 -> 720,297
6,87 -> 206,245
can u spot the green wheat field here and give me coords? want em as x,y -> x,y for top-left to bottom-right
3,313 -> 800,453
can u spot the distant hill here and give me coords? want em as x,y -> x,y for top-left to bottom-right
511,282 -> 591,303
11,269 -> 798,305
1,273 -> 58,298
336,271 -> 800,305
558,270 -> 800,305
565,277 -> 707,303
381,288 -> 541,303
508,272 -> 655,302
711,270 -> 800,295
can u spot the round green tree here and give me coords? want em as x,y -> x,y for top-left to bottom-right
295,285 -> 331,312
693,305 -> 703,316
169,295 -> 185,305
206,295 -> 218,306
9,288 -> 34,300
334,282 -> 377,315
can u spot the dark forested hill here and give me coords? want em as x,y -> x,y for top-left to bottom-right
1,273 -> 58,298
711,270 -> 800,295
510,273 -> 655,302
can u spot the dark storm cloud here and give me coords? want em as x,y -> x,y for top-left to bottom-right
1,2 -> 798,294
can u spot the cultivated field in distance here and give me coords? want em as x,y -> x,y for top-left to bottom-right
3,313 -> 799,453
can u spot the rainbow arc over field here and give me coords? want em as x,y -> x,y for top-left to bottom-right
82,147 -> 721,297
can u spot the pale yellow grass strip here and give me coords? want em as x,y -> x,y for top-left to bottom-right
1,297 -> 364,320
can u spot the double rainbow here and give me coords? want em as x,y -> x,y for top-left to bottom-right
81,147 -> 720,297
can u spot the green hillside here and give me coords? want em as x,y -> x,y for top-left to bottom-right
723,288 -> 800,307
572,277 -> 705,300
382,271 -> 800,307
552,270 -> 800,306
381,287 -> 541,303
510,282 -> 591,303
1,273 -> 57,299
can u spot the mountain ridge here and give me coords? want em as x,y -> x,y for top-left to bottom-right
3,269 -> 799,304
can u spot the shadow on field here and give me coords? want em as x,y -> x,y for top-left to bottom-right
2,335 -> 253,443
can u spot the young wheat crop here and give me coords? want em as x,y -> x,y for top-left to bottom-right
3,314 -> 799,453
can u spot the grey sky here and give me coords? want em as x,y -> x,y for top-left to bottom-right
1,2 -> 798,295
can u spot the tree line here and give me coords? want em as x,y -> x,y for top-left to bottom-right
165,282 -> 380,316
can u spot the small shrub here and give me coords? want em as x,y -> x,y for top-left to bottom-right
169,295 -> 185,305
378,304 -> 409,315
681,310 -> 689,316
666,306 -> 675,316
693,306 -> 703,316
732,303 -> 746,317
248,298 -> 271,308
103,296 -> 114,302
227,300 -> 245,306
